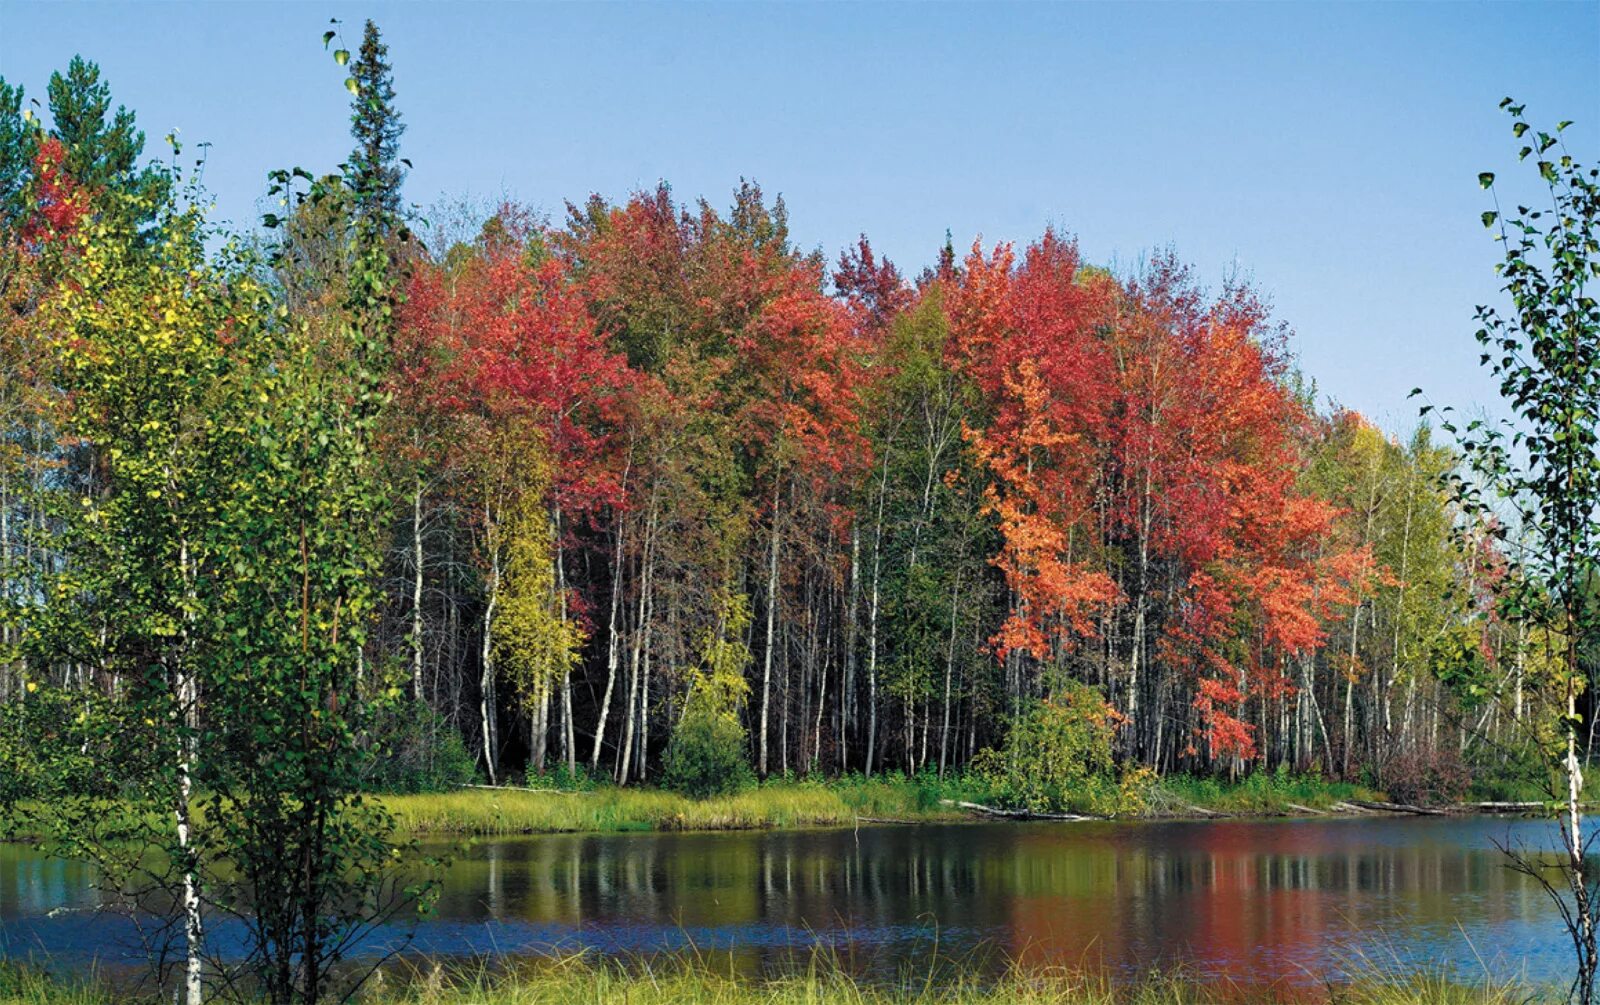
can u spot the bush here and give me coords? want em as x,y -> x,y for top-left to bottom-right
662,701 -> 752,798
663,591 -> 754,799
362,700 -> 477,793
970,682 -> 1126,815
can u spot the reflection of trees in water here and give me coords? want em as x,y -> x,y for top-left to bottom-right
1,820 -> 1570,980
440,820 -> 1549,924
0,845 -> 104,917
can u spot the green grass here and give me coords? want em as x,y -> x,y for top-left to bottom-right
1147,770 -> 1387,817
378,774 -> 988,837
0,954 -> 1556,1005
374,957 -> 1549,1005
377,770 -> 1404,838
0,962 -> 104,1005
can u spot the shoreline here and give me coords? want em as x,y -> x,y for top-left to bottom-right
374,777 -> 1568,839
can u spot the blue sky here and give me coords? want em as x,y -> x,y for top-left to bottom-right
2,2 -> 1596,431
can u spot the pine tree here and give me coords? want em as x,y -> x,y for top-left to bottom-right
44,57 -> 167,226
347,19 -> 406,224
0,79 -> 37,232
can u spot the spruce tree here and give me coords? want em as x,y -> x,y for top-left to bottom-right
347,19 -> 406,224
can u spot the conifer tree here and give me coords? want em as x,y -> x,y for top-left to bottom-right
346,19 -> 406,224
44,57 -> 167,227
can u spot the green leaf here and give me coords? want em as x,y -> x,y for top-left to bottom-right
1512,122 -> 1529,138
1482,211 -> 1498,228
334,49 -> 350,66
322,30 -> 336,47
1478,172 -> 1495,189
345,77 -> 360,96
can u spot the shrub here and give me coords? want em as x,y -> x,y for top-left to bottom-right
663,592 -> 754,798
970,682 -> 1124,815
663,697 -> 752,798
362,700 -> 477,793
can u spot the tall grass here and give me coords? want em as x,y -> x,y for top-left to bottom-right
0,962 -> 103,1005
0,951 -> 1554,1004
369,953 -> 1548,1005
1149,770 -> 1386,816
379,769 -> 1405,838
378,775 -> 991,837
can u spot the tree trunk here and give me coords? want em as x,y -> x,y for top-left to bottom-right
176,537 -> 203,1005
411,465 -> 426,703
592,514 -> 628,770
865,464 -> 888,776
759,477 -> 781,778
479,502 -> 500,786
843,525 -> 860,772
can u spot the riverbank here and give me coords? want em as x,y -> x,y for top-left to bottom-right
0,956 -> 1555,1005
377,772 -> 1398,837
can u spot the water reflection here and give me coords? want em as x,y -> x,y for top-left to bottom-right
0,817 -> 1578,984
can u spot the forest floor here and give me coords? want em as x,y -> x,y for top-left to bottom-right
377,772 -> 1418,837
0,955 -> 1557,1005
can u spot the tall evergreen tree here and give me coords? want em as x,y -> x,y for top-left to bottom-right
0,80 -> 38,233
347,19 -> 406,224
44,57 -> 167,226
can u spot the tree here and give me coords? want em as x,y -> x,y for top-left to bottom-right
969,682 -> 1127,815
44,56 -> 168,233
16,158 -> 259,1004
1431,101 -> 1599,1002
0,78 -> 39,234
344,19 -> 406,225
948,234 -> 1119,714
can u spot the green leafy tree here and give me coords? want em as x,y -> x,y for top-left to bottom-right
0,79 -> 38,232
207,80 -> 430,992
1427,100 -> 1600,1003
494,437 -> 585,776
16,167 -> 268,1005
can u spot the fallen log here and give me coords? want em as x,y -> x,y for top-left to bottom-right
1457,801 -> 1545,813
1347,798 -> 1448,816
1285,803 -> 1327,816
940,799 -> 1102,822
458,784 -> 584,795
1329,800 -> 1380,814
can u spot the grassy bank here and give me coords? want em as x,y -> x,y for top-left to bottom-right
1146,772 -> 1387,817
379,775 -> 979,836
0,955 -> 1555,1005
378,771 -> 1394,837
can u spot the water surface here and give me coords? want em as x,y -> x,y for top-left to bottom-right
0,816 -> 1575,984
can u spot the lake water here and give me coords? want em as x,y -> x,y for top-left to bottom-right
0,816 -> 1577,985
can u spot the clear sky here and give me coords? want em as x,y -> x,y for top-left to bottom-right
2,2 -> 1596,431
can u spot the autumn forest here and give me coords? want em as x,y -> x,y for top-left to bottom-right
0,24 -> 1583,805
1,15 -> 1598,1004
